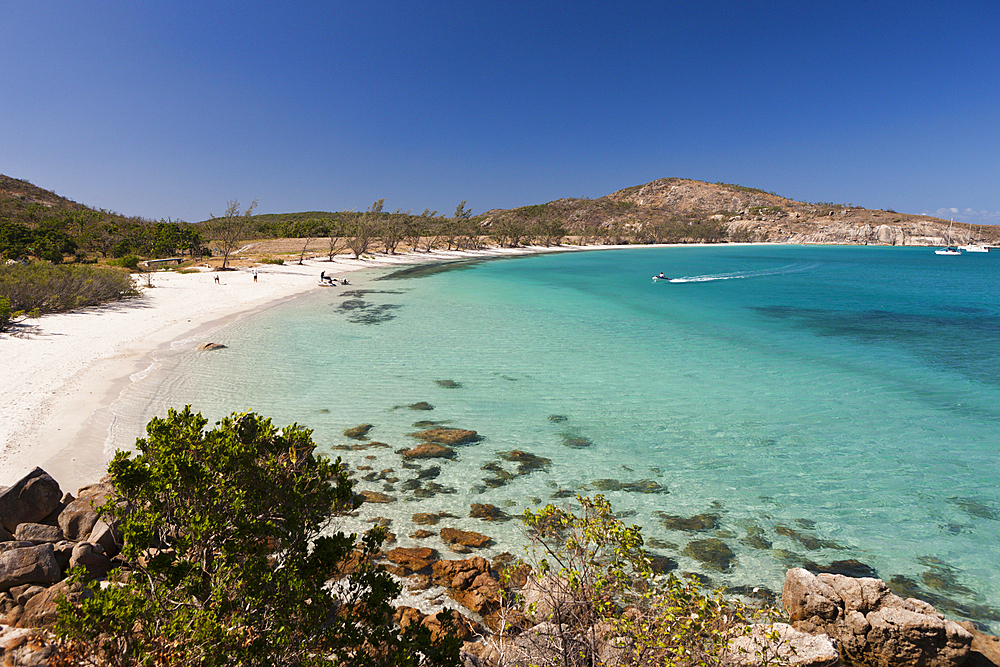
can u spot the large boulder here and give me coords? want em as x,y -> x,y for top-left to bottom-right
58,495 -> 107,542
725,622 -> 839,667
783,567 -> 972,667
69,542 -> 113,580
440,527 -> 492,549
17,579 -> 93,629
385,547 -> 438,574
13,523 -> 64,544
87,519 -> 122,559
0,468 -> 62,533
0,544 -> 62,591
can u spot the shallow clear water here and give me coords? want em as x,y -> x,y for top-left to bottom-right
115,245 -> 1000,629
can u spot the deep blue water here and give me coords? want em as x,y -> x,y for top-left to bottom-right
118,245 -> 1000,629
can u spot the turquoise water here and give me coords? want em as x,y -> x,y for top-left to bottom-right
121,245 -> 1000,629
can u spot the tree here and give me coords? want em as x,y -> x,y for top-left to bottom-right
327,218 -> 348,261
204,199 -> 258,269
380,208 -> 407,254
347,199 -> 383,259
56,406 -> 462,666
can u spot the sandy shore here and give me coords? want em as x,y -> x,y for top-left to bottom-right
0,245 -> 584,492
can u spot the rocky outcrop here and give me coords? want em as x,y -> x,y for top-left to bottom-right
783,567 -> 972,667
725,622 -> 839,667
0,469 -> 120,638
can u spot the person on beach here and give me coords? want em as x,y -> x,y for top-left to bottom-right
214,273 -> 220,284
252,269 -> 258,283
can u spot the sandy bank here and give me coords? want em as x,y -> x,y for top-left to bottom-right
0,245 -> 593,491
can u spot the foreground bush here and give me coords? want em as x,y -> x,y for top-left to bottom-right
504,496 -> 784,667
0,261 -> 138,314
55,406 -> 462,667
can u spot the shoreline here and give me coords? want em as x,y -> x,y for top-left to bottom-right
0,243 -> 602,491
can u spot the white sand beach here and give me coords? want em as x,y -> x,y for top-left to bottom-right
0,246 -> 576,492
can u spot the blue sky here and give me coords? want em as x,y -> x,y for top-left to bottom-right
3,1 -> 998,224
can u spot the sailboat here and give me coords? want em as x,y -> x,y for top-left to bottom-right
935,220 -> 962,255
960,222 -> 989,253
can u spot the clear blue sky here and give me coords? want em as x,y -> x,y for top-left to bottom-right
3,1 -> 998,225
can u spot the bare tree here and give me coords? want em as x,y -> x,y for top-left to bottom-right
327,218 -> 348,261
204,199 -> 257,269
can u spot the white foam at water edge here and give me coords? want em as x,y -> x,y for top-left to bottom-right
129,360 -> 161,383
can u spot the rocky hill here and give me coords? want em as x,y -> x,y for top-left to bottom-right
483,178 -> 995,247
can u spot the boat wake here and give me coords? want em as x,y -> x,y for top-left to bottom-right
667,263 -> 819,283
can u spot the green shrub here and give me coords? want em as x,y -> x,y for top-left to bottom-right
0,261 -> 139,314
108,254 -> 139,269
260,257 -> 284,265
56,407 -> 462,667
0,296 -> 16,331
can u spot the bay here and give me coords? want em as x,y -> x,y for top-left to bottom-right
114,244 -> 1000,630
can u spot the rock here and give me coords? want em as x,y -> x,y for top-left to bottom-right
394,606 -> 476,643
87,519 -> 122,559
357,490 -> 396,504
522,574 -> 577,624
412,513 -> 440,525
0,544 -> 61,591
725,622 -> 839,667
344,423 -> 374,439
13,523 -> 64,545
0,524 -> 12,541
508,622 -> 591,667
744,525 -> 773,549
659,512 -> 720,531
957,621 -> 1000,667
783,567 -> 972,667
429,556 -> 502,621
461,641 -> 502,667
440,527 -> 492,549
776,525 -> 843,550
682,538 -> 736,571
0,468 -> 62,533
17,579 -> 93,629
400,443 -> 456,459
195,342 -> 226,350
385,547 -> 438,574
410,529 -> 435,539
412,428 -> 481,445
70,542 -> 113,580
500,450 -> 551,474
470,503 -> 509,521
51,541 -> 74,571
435,380 -> 462,388
58,492 -> 108,542
408,402 -> 434,410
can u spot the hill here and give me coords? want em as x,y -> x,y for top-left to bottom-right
479,178 -> 993,247
0,174 -> 95,222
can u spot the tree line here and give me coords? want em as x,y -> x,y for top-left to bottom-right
0,209 -> 207,263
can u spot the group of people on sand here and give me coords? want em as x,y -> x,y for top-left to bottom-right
319,271 -> 348,286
